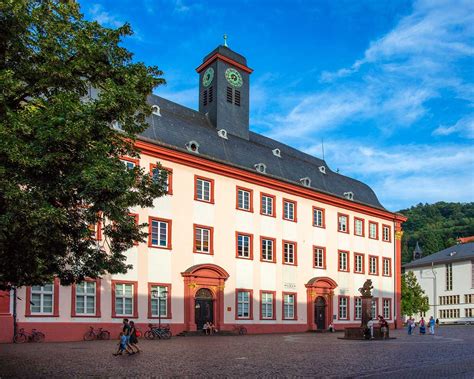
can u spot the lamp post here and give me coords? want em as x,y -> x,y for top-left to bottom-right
151,289 -> 168,328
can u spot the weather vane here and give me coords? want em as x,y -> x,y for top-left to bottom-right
223,34 -> 228,47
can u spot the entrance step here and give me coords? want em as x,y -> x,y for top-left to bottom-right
177,330 -> 236,337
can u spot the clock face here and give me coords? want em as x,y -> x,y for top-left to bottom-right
202,67 -> 214,87
225,68 -> 243,88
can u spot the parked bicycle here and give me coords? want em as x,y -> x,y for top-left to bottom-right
13,328 -> 45,343
232,325 -> 248,335
144,323 -> 172,340
83,326 -> 110,341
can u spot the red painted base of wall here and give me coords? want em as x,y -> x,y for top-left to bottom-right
0,315 -> 13,343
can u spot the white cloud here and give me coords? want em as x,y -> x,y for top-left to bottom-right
88,4 -> 124,28
433,115 -> 474,139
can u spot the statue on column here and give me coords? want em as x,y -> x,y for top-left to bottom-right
358,279 -> 373,328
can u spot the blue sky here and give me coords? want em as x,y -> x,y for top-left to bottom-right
81,0 -> 474,211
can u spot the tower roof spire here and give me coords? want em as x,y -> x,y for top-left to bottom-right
223,34 -> 228,47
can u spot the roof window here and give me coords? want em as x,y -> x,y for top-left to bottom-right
272,148 -> 281,158
151,105 -> 161,116
318,166 -> 326,174
217,129 -> 228,139
254,163 -> 267,173
112,120 -> 122,131
343,191 -> 354,200
300,177 -> 311,187
185,140 -> 200,153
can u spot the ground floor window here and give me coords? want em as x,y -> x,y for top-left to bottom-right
371,298 -> 378,319
382,298 -> 391,319
439,309 -> 460,319
355,297 -> 362,320
466,308 -> 474,318
150,284 -> 170,317
114,283 -> 134,316
237,290 -> 252,319
338,296 -> 349,320
30,284 -> 54,314
283,293 -> 296,320
260,292 -> 274,319
75,281 -> 96,315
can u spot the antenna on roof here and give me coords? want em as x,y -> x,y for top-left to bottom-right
223,34 -> 228,47
321,138 -> 325,160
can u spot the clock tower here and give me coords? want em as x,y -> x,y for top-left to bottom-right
196,43 -> 253,140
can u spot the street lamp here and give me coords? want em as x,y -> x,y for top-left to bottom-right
151,289 -> 168,328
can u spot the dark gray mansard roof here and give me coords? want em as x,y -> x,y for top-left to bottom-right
140,94 -> 385,210
403,242 -> 474,269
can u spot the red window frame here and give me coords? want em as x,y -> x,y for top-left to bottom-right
382,297 -> 392,320
150,163 -> 173,195
368,255 -> 379,276
338,250 -> 350,272
194,175 -> 215,204
312,206 -> 326,228
369,221 -> 379,240
354,217 -> 365,237
235,232 -> 254,260
354,253 -> 365,274
337,213 -> 350,234
282,198 -> 297,222
25,278 -> 60,317
236,186 -> 253,213
382,257 -> 392,277
148,216 -> 172,250
71,278 -> 101,318
338,295 -> 350,320
282,292 -> 298,320
235,288 -> 253,320
129,213 -> 139,245
259,290 -> 276,320
382,224 -> 391,242
193,224 -> 214,255
260,192 -> 276,217
111,280 -> 138,319
260,236 -> 276,263
147,283 -> 172,319
282,240 -> 298,266
313,246 -> 326,269
120,156 -> 140,168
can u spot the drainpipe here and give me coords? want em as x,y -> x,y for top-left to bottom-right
393,222 -> 397,329
12,287 -> 17,342
431,263 -> 437,320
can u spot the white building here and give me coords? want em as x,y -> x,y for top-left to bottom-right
403,241 -> 474,324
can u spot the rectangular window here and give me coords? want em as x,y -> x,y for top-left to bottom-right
283,199 -> 296,222
203,89 -> 208,106
354,218 -> 364,236
338,251 -> 349,272
194,224 -> 213,254
75,282 -> 96,315
195,176 -> 214,203
149,217 -> 171,249
472,261 -> 474,288
466,294 -> 473,304
261,237 -> 275,263
226,86 -> 233,103
369,256 -> 378,275
313,246 -> 326,269
466,309 -> 474,318
236,290 -> 252,319
338,213 -> 349,233
150,284 -> 169,318
338,296 -> 349,320
283,293 -> 296,320
30,284 -> 54,314
369,222 -> 378,239
382,225 -> 391,242
371,298 -> 378,319
115,283 -> 134,316
383,298 -> 391,319
236,233 -> 253,259
283,241 -> 297,265
260,292 -> 274,320
151,165 -> 173,195
312,207 -> 325,228
234,90 -> 241,106
354,253 -> 364,274
382,258 -> 391,277
261,193 -> 275,217
120,157 -> 137,170
446,263 -> 453,291
355,297 -> 362,320
236,187 -> 253,212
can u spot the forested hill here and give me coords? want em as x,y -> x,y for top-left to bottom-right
398,202 -> 474,264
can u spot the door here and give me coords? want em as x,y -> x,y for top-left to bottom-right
315,296 -> 326,330
194,288 -> 214,330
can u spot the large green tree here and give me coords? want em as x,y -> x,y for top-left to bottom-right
0,0 -> 167,289
401,271 -> 430,317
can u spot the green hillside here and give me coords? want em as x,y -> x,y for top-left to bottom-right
398,202 -> 474,263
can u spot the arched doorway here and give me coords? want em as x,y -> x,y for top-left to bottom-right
195,288 -> 214,330
314,296 -> 326,330
181,264 -> 230,332
305,277 -> 338,331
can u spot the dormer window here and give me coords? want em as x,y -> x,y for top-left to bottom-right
185,141 -> 200,153
272,148 -> 281,158
112,120 -> 122,131
318,166 -> 326,174
344,191 -> 354,200
151,105 -> 161,116
254,163 -> 266,173
300,177 -> 311,187
217,129 -> 228,139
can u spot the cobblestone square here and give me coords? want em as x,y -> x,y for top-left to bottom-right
2,326 -> 474,378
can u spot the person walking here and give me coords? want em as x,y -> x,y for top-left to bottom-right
129,321 -> 141,353
113,332 -> 129,356
122,318 -> 133,354
419,317 -> 426,335
407,317 -> 413,335
428,316 -> 435,335
379,316 -> 389,339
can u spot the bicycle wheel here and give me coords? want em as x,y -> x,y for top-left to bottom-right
239,327 -> 247,335
144,330 -> 154,340
161,330 -> 172,340
99,330 -> 110,340
83,331 -> 95,341
33,332 -> 45,342
14,333 -> 27,343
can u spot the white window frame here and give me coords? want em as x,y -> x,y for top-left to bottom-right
446,263 -> 453,291
150,285 -> 168,317
152,167 -> 170,192
355,297 -> 362,320
150,219 -> 169,248
339,251 -> 348,271
283,294 -> 295,319
383,299 -> 391,319
313,208 -> 324,227
355,254 -> 363,273
30,284 -> 54,314
261,292 -> 274,319
237,234 -> 251,259
115,283 -> 134,316
75,281 -> 96,315
338,215 -> 348,232
382,226 -> 390,241
261,195 -> 274,216
196,178 -> 211,202
284,242 -> 295,265
369,222 -> 377,239
195,226 -> 211,254
314,247 -> 325,268
355,219 -> 363,236
261,238 -> 274,262
339,297 -> 348,320
237,291 -> 251,319
383,258 -> 390,276
369,256 -> 378,275
120,159 -> 136,170
283,200 -> 295,221
237,189 -> 251,211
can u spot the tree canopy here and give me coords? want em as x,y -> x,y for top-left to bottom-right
0,0 -> 166,289
401,271 -> 429,317
399,202 -> 474,263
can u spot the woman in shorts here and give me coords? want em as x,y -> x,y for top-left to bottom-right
129,321 -> 141,353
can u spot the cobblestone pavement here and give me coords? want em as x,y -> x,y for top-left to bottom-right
2,326 -> 474,378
